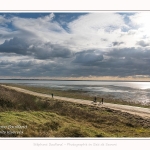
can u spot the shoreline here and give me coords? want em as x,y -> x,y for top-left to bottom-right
1,84 -> 150,119
1,83 -> 150,108
1,84 -> 150,137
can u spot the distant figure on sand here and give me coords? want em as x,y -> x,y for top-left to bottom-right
94,96 -> 97,103
101,98 -> 103,104
52,93 -> 53,98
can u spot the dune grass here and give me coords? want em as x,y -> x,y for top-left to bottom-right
0,111 -> 109,137
0,84 -> 150,137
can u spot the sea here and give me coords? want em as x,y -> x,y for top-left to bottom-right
0,80 -> 150,104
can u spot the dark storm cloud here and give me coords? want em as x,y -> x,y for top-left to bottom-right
106,47 -> 150,59
0,37 -> 30,55
0,56 -> 74,77
136,40 -> 150,47
73,50 -> 104,65
1,42 -> 150,77
0,34 -> 14,39
0,36 -> 74,77
0,37 -> 74,59
33,42 -> 74,59
16,60 -> 37,68
1,13 -> 150,78
101,47 -> 150,76
0,60 -> 37,75
17,60 -> 72,77
68,47 -> 150,77
0,60 -> 11,66
112,41 -> 124,46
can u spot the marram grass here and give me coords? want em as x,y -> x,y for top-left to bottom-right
0,85 -> 150,137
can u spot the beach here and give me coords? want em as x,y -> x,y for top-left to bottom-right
1,83 -> 150,137
1,84 -> 150,119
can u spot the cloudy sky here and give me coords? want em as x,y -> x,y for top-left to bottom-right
0,12 -> 150,79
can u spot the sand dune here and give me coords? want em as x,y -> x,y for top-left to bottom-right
1,84 -> 150,119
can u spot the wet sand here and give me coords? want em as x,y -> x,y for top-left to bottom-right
1,84 -> 150,119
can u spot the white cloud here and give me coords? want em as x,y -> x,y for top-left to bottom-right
1,12 -> 150,53
68,13 -> 125,33
129,12 -> 150,39
66,13 -> 127,50
11,14 -> 69,43
0,15 -> 10,25
1,12 -> 150,78
0,15 -> 18,44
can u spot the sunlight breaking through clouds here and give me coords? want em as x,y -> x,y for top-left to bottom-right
0,12 -> 150,79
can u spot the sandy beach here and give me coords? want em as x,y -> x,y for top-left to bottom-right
1,84 -> 150,119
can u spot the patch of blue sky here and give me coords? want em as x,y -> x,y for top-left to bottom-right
0,13 -> 51,19
0,12 -> 88,33
0,13 -> 50,32
116,12 -> 136,32
53,12 -> 88,32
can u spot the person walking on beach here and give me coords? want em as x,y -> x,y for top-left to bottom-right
52,93 -> 54,98
101,98 -> 103,104
94,96 -> 97,103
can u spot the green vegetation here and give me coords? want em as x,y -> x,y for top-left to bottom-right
0,111 -> 107,137
0,84 -> 150,137
3,83 -> 150,108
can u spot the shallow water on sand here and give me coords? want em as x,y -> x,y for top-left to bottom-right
0,80 -> 150,104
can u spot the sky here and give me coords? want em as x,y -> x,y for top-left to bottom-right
1,12 -> 150,80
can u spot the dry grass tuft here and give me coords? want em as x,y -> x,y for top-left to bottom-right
0,84 -> 150,137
